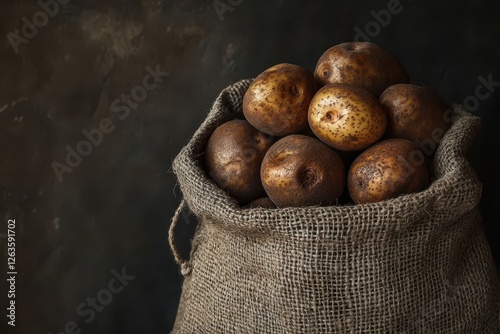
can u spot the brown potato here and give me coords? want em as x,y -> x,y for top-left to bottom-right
308,83 -> 387,151
205,119 -> 274,203
347,139 -> 429,204
380,83 -> 451,155
245,197 -> 277,209
261,134 -> 345,207
314,42 -> 408,97
243,63 -> 317,136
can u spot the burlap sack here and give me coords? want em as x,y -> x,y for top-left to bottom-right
169,79 -> 500,333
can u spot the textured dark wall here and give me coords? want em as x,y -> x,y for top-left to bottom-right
0,0 -> 499,333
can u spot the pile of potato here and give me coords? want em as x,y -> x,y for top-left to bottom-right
204,42 -> 451,208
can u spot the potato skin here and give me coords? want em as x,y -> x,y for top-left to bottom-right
308,83 -> 387,152
205,119 -> 274,203
380,84 -> 451,154
261,134 -> 345,208
314,42 -> 408,97
347,139 -> 429,204
245,197 -> 277,209
243,63 -> 317,136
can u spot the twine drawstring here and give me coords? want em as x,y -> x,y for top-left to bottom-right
168,199 -> 192,276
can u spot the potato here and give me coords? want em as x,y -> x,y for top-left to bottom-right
347,139 -> 429,204
380,83 -> 451,155
314,42 -> 408,96
261,134 -> 345,207
308,83 -> 387,151
205,119 -> 274,204
246,197 -> 277,209
243,63 -> 317,136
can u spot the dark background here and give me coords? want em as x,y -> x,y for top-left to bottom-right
1,0 -> 499,333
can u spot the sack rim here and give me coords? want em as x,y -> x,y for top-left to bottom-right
172,79 -> 482,236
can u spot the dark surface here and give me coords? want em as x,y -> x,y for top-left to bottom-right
0,0 -> 499,333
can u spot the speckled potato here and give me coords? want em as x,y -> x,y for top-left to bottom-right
380,84 -> 451,155
348,139 -> 429,204
205,119 -> 274,204
261,134 -> 345,207
314,42 -> 408,97
308,83 -> 387,152
243,63 -> 317,136
246,197 -> 277,209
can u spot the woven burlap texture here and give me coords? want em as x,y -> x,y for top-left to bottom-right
170,79 -> 500,333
